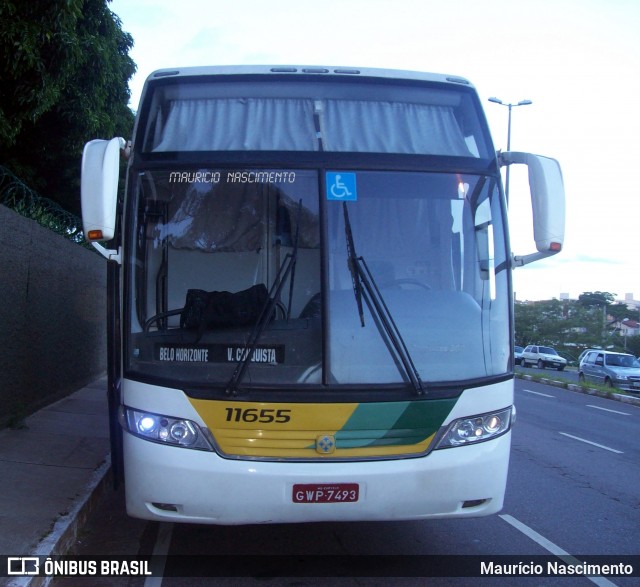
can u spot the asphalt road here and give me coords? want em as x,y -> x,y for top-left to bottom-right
56,378 -> 640,586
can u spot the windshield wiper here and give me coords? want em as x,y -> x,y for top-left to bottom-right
226,200 -> 301,396
344,203 -> 365,327
342,202 -> 426,396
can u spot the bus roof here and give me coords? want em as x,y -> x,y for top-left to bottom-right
144,65 -> 474,89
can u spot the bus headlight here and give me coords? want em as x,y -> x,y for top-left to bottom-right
120,407 -> 215,451
434,407 -> 512,449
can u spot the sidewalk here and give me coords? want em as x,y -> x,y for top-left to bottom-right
0,377 -> 111,586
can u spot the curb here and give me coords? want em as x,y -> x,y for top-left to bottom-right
7,459 -> 112,587
517,373 -> 640,407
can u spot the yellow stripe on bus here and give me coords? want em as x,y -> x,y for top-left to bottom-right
189,398 -> 442,459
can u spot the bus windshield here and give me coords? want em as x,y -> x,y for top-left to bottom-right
126,167 -> 510,390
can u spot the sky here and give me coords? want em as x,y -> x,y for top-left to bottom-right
109,0 -> 640,303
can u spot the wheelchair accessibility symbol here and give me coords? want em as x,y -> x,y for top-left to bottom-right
326,172 -> 357,201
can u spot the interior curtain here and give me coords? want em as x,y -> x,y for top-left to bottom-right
321,100 -> 471,155
150,98 -> 471,155
152,98 -> 319,151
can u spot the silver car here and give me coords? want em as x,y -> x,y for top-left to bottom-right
579,350 -> 640,391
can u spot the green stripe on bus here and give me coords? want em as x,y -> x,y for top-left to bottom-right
334,398 -> 457,448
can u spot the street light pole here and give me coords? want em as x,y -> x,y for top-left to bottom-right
488,97 -> 532,203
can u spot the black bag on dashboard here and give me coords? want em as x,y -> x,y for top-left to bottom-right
180,284 -> 268,332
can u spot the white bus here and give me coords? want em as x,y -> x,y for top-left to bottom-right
81,66 -> 564,524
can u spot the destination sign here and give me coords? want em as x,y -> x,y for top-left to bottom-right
155,344 -> 284,364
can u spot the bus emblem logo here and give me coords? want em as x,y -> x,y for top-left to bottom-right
316,435 -> 336,454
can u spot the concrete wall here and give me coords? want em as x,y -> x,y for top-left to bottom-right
0,205 -> 106,426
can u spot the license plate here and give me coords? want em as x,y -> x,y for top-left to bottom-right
293,483 -> 359,503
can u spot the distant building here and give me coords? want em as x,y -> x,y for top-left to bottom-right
615,319 -> 640,337
623,293 -> 639,311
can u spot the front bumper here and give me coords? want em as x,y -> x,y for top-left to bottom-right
123,429 -> 511,524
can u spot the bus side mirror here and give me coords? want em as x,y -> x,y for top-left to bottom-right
81,137 -> 125,243
501,152 -> 566,267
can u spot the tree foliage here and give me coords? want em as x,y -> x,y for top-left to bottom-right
0,0 -> 135,214
515,299 -> 566,348
607,302 -> 634,322
626,336 -> 640,357
578,291 -> 616,308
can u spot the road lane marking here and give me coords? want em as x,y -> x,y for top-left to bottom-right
586,405 -> 631,416
559,432 -> 623,454
500,514 -> 619,587
144,522 -> 174,587
523,389 -> 556,398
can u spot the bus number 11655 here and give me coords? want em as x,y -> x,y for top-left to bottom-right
224,407 -> 292,424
